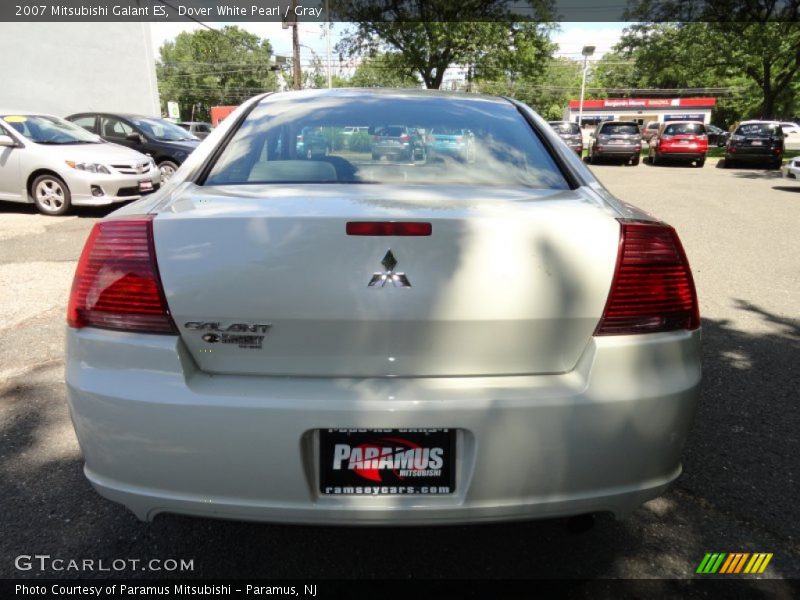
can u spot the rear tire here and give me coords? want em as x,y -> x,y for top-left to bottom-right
724,157 -> 735,168
32,174 -> 71,216
630,154 -> 640,166
696,158 -> 706,168
652,152 -> 659,166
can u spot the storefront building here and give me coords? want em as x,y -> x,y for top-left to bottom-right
565,97 -> 716,127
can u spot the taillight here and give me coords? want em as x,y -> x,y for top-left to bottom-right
67,215 -> 176,334
399,134 -> 411,142
595,220 -> 699,336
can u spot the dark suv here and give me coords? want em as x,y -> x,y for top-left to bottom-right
587,121 -> 642,166
371,125 -> 426,161
725,121 -> 784,169
67,113 -> 201,182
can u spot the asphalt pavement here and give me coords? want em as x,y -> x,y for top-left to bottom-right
0,162 -> 798,588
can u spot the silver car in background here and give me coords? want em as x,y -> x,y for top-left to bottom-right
66,89 -> 700,525
548,121 -> 583,155
0,112 -> 160,215
587,121 -> 643,166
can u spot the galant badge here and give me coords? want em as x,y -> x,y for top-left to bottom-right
368,250 -> 411,288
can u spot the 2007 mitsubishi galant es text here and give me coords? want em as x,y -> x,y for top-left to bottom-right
65,89 -> 701,525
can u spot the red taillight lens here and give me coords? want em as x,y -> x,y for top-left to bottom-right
399,134 -> 411,142
346,221 -> 432,236
67,215 -> 176,334
595,220 -> 699,336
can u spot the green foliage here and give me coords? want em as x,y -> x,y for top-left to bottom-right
157,26 -> 278,121
332,1 -> 555,89
475,55 -> 581,120
349,53 -> 420,88
347,132 -> 373,153
618,4 -> 800,119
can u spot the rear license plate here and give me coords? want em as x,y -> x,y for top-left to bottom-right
139,180 -> 154,193
320,428 -> 455,495
610,139 -> 624,144
751,140 -> 763,146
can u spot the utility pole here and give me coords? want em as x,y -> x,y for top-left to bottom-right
289,0 -> 301,89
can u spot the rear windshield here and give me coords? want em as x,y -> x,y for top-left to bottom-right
375,126 -> 409,137
549,122 -> 580,135
599,123 -> 639,135
204,94 -> 569,189
736,123 -> 781,136
664,123 -> 706,135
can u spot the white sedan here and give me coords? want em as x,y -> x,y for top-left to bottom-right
65,89 -> 701,525
0,112 -> 160,215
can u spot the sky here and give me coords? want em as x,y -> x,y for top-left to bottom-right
150,21 -> 629,67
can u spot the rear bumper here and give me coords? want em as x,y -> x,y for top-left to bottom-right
726,150 -> 782,161
65,328 -> 701,524
658,151 -> 705,161
594,144 -> 639,156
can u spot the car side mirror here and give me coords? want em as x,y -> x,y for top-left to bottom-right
0,135 -> 16,147
126,132 -> 144,144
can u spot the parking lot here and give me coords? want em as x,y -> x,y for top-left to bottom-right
0,161 -> 798,585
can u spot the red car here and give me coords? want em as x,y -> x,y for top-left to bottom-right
646,121 -> 708,167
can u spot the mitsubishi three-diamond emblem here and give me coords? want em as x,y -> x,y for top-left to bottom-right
368,250 -> 411,288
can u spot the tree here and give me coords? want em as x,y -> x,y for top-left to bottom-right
157,26 -> 278,121
623,2 -> 800,118
348,53 -> 420,87
332,0 -> 555,89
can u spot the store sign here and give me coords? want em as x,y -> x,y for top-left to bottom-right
664,114 -> 705,121
568,97 -> 716,109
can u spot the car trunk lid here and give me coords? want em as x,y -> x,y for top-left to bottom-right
153,184 -> 620,377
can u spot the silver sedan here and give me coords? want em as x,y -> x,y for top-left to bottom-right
65,89 -> 701,525
0,112 -> 160,215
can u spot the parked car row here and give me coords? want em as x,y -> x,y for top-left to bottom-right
0,109 -> 208,215
547,119 -> 788,170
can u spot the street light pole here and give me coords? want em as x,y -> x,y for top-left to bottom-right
578,45 -> 595,132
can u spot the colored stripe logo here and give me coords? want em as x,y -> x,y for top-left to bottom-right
696,553 -> 773,574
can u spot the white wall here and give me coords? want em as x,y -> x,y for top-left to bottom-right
0,22 -> 160,117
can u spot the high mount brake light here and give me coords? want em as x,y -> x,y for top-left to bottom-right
595,220 -> 700,336
67,215 -> 176,334
346,222 -> 432,236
